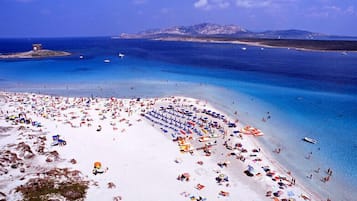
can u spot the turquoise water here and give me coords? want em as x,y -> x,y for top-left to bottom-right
1,38 -> 356,200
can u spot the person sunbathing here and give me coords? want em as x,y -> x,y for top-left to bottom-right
93,167 -> 104,175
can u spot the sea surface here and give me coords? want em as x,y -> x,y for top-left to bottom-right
1,37 -> 356,200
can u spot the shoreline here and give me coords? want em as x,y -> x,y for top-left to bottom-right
192,86 -> 355,201
189,97 -> 327,201
151,37 -> 357,53
0,91 -> 329,200
2,81 -> 355,200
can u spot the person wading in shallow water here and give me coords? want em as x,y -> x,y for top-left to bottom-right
306,152 -> 312,159
274,148 -> 281,154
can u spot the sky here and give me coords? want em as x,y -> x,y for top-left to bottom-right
0,0 -> 356,37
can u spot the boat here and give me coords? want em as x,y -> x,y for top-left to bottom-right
118,53 -> 125,58
303,137 -> 317,144
241,47 -> 247,51
79,55 -> 84,59
104,59 -> 111,63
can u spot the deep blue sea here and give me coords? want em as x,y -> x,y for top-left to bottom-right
1,37 -> 356,200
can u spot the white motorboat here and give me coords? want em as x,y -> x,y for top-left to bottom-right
303,137 -> 317,144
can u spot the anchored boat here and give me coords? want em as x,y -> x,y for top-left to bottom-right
303,137 -> 317,144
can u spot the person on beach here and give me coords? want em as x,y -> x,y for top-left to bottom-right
328,169 -> 333,176
315,168 -> 320,173
323,176 -> 328,182
306,152 -> 312,159
274,148 -> 281,154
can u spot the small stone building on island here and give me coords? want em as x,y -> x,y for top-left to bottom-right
32,44 -> 42,51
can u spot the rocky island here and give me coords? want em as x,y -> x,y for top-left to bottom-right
0,44 -> 71,59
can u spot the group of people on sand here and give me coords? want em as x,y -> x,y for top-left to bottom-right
308,167 -> 333,183
322,168 -> 333,183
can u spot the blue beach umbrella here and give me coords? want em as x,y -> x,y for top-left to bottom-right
247,165 -> 255,174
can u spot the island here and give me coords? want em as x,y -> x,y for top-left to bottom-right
153,36 -> 357,51
119,23 -> 357,52
0,44 -> 71,59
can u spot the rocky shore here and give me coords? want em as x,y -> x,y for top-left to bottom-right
0,49 -> 70,59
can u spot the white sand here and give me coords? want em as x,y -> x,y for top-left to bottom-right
0,92 -> 322,201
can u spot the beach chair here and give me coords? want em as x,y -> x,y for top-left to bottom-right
52,135 -> 59,141
58,139 -> 67,146
219,191 -> 229,196
92,167 -> 104,175
195,183 -> 205,190
93,162 -> 105,175
51,134 -> 67,146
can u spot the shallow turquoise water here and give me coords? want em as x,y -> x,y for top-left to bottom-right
1,38 -> 356,200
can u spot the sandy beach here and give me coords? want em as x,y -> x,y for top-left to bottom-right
0,91 -> 326,201
153,37 -> 357,53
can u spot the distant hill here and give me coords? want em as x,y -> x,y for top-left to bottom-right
120,23 -> 249,38
120,23 -> 330,40
118,23 -> 357,51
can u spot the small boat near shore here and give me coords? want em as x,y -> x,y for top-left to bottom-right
104,59 -> 111,63
303,137 -> 317,144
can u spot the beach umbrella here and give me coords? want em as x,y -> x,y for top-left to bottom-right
218,173 -> 226,179
247,165 -> 256,174
94,162 -> 102,169
273,190 -> 284,197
